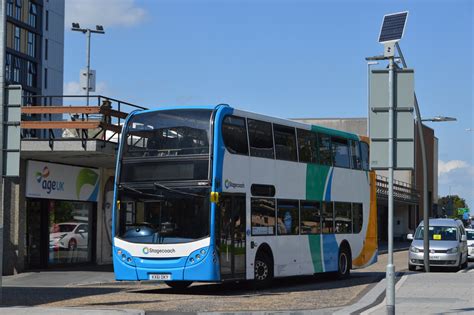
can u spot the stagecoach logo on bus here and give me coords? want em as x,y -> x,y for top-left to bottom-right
224,179 -> 245,189
142,247 -> 176,255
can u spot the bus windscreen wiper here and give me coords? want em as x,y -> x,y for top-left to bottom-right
153,182 -> 206,198
118,184 -> 164,198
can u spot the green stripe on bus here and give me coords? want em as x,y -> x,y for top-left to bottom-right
308,235 -> 323,273
311,125 -> 359,140
306,164 -> 330,200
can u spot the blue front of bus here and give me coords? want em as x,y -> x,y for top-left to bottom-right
112,106 -> 225,283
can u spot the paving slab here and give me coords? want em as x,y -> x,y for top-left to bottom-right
0,307 -> 144,315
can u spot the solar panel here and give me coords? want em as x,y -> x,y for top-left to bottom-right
378,11 -> 408,43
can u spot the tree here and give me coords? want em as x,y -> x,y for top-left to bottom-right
438,195 -> 469,217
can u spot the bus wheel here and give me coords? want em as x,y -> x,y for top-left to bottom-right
165,281 -> 193,289
337,246 -> 351,279
254,252 -> 273,288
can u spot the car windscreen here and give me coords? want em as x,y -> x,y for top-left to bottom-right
414,226 -> 458,241
467,231 -> 474,240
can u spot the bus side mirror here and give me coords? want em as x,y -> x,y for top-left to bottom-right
407,233 -> 413,240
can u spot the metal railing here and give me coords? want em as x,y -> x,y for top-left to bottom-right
376,174 -> 420,204
20,95 -> 148,149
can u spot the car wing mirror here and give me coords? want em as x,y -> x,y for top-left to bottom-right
407,233 -> 413,240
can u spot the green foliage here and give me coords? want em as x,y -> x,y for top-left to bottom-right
438,195 -> 469,217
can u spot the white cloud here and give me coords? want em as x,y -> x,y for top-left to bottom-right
438,160 -> 469,176
64,81 -> 109,95
65,0 -> 147,28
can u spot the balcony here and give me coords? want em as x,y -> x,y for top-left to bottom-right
376,174 -> 420,204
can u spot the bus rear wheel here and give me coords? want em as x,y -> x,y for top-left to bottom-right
254,252 -> 273,289
165,281 -> 193,289
337,246 -> 351,279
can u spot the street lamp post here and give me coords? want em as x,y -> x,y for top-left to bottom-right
71,23 -> 105,106
367,61 -> 379,138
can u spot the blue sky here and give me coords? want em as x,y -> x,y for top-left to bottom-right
64,0 -> 473,209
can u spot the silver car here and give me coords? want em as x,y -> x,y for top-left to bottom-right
467,228 -> 474,260
407,219 -> 468,271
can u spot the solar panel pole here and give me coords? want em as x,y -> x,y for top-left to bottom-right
386,55 -> 396,315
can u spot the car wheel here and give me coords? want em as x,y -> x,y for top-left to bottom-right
68,238 -> 77,250
337,246 -> 351,279
165,281 -> 193,289
254,252 -> 273,289
408,264 -> 416,271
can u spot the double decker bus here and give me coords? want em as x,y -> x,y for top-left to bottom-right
113,105 -> 377,288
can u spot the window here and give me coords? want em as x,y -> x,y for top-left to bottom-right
14,26 -> 21,51
248,119 -> 274,159
277,200 -> 299,235
274,124 -> 297,161
7,0 -> 13,17
14,0 -> 21,20
251,198 -> 275,236
13,58 -> 21,83
27,61 -> 36,87
300,201 -> 321,234
44,68 -> 48,89
29,3 -> 37,27
352,203 -> 363,234
334,202 -> 352,234
45,10 -> 49,31
318,134 -> 332,165
27,32 -> 35,57
222,115 -> 248,155
351,140 -> 362,170
332,137 -> 350,168
321,202 -> 334,233
5,54 -> 12,81
45,39 -> 48,60
297,129 -> 318,164
251,184 -> 275,197
360,141 -> 369,170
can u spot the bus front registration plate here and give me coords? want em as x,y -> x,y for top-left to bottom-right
149,274 -> 171,281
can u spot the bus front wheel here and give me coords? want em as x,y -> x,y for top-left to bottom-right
165,281 -> 193,289
254,252 -> 273,288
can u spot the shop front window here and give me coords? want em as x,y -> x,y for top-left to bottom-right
49,201 -> 93,265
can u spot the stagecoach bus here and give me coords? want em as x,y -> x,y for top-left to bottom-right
113,104 -> 377,289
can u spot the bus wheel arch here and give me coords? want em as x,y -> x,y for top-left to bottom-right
337,240 -> 352,279
254,243 -> 274,287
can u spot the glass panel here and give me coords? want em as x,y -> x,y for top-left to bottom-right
352,203 -> 363,234
49,201 -> 92,264
351,140 -> 362,170
322,202 -> 334,233
300,201 -> 321,234
414,226 -> 458,241
222,116 -> 248,155
117,188 -> 210,244
274,124 -> 297,161
248,119 -> 274,159
360,141 -> 370,170
332,138 -> 350,168
297,129 -> 318,164
120,160 -> 208,182
334,202 -> 352,233
318,134 -> 332,165
277,200 -> 299,235
26,200 -> 43,267
123,109 -> 212,158
251,198 -> 275,236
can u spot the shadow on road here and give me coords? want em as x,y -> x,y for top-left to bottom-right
131,271 -> 386,297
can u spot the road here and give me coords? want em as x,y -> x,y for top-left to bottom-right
3,250 -> 420,312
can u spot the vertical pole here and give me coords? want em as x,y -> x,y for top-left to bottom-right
386,56 -> 395,315
367,63 -> 371,138
86,29 -> 91,106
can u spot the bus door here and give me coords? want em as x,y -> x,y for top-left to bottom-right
219,194 -> 246,280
